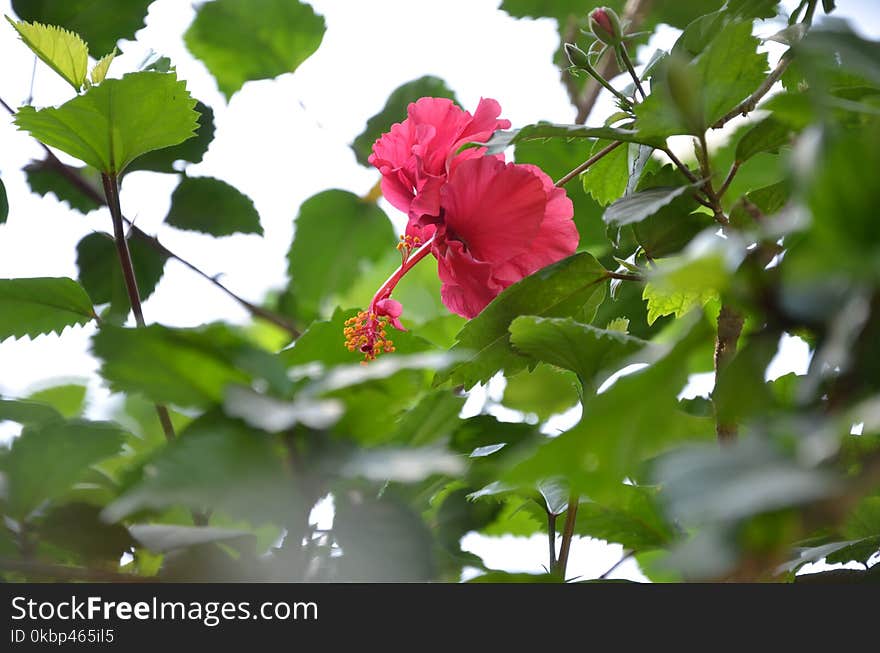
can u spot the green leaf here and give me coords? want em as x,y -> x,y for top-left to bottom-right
581,139 -> 630,206
735,116 -> 791,163
5,418 -> 125,518
843,496 -> 880,540
89,47 -> 115,85
14,71 -> 198,175
6,18 -> 88,90
286,190 -> 395,323
184,0 -> 325,99
575,486 -> 676,551
165,176 -> 262,236
633,209 -> 708,259
485,123 -> 666,152
76,232 -> 168,317
129,524 -> 255,554
638,21 -> 769,138
352,76 -> 456,166
0,176 -> 8,223
102,412 -> 294,524
0,398 -> 63,425
26,383 -> 87,418
24,158 -> 101,213
12,0 -> 152,55
603,185 -> 692,227
643,280 -> 717,325
503,320 -> 713,500
502,364 -> 579,420
92,323 -> 287,408
128,101 -> 215,173
0,277 -> 96,341
389,389 -> 466,446
38,502 -> 134,563
438,253 -> 609,389
508,316 -> 649,391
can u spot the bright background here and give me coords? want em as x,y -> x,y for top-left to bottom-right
1,0 -> 878,580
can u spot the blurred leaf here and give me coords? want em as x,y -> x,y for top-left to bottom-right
102,412 -> 294,524
287,190 -> 394,323
129,524 -> 255,554
334,490 -> 434,581
76,232 -> 168,317
14,71 -> 198,175
184,0 -> 325,98
509,316 -> 648,391
92,323 -> 288,408
0,176 -> 8,223
38,502 -> 134,563
843,496 -> 880,540
503,319 -> 713,500
712,333 -> 778,426
638,21 -> 768,138
0,398 -> 63,425
338,446 -> 464,483
11,0 -> 152,55
390,389 -> 466,446
128,101 -> 215,173
653,438 -> 837,524
575,486 -> 675,550
223,384 -> 342,432
26,383 -> 86,418
6,418 -> 125,518
581,140 -> 630,207
165,176 -> 262,236
502,363 -> 579,420
735,116 -> 791,163
0,277 -> 95,341
468,571 -> 562,583
352,75 -> 456,166
438,253 -> 609,389
6,17 -> 88,90
24,159 -> 101,213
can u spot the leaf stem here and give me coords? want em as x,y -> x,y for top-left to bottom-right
555,140 -> 625,187
712,304 -> 745,443
619,47 -> 647,101
607,271 -> 644,282
718,161 -> 740,199
547,512 -> 558,570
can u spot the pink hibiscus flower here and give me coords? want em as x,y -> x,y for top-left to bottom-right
345,146 -> 578,362
368,96 -> 511,229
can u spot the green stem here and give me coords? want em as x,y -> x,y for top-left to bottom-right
547,512 -> 558,571
555,140 -> 625,187
619,47 -> 647,101
555,496 -> 580,578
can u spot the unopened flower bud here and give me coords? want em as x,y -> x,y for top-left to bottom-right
589,7 -> 623,46
564,42 -> 591,70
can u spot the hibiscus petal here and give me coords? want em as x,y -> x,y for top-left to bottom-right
435,238 -> 506,319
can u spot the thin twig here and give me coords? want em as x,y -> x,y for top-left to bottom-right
711,54 -> 792,129
608,271 -> 644,282
1,96 -> 300,338
717,161 -> 740,199
556,496 -> 580,578
712,304 -> 745,443
547,512 -> 558,571
555,140 -> 625,187
599,550 -> 635,580
620,48 -> 647,101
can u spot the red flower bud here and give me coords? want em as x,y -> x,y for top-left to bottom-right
589,7 -> 623,46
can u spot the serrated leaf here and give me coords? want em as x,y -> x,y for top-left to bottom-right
643,281 -> 717,325
437,253 -> 609,389
102,412 -> 294,524
14,71 -> 198,175
581,139 -> 630,206
89,47 -> 115,85
5,418 -> 125,518
0,277 -> 96,341
484,123 -> 666,153
92,323 -> 287,408
508,316 -> 649,390
352,76 -> 456,166
76,232 -> 168,317
603,185 -> 692,227
735,116 -> 791,163
184,0 -> 325,99
128,101 -> 215,173
638,21 -> 769,138
24,158 -> 101,213
286,190 -> 395,323
503,320 -> 714,500
12,0 -> 152,55
7,18 -> 88,90
575,486 -> 675,550
165,177 -> 262,236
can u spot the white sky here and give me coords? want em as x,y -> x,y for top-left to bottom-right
1,0 -> 877,581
